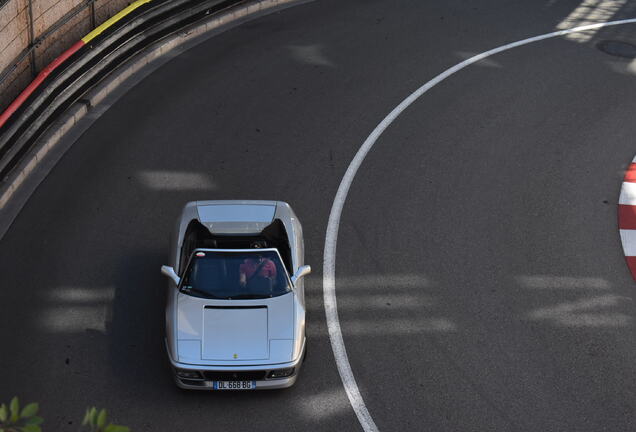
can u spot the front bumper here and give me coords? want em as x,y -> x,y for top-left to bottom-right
175,373 -> 299,390
165,338 -> 305,390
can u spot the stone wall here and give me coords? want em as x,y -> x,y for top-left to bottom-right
0,0 -> 130,113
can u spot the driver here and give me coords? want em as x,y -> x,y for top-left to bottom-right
239,254 -> 277,288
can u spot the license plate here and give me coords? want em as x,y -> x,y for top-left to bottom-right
213,380 -> 256,390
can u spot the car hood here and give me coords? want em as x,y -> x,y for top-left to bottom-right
176,291 -> 296,365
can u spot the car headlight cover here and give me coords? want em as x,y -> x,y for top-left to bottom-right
267,367 -> 295,379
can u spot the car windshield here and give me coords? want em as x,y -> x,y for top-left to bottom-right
180,250 -> 291,299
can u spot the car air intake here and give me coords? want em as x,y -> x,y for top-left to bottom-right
202,371 -> 267,381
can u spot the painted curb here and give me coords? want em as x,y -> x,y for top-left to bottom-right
0,0 -> 303,221
619,156 -> 636,279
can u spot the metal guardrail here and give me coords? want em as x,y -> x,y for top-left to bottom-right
0,0 -> 98,88
0,0 -> 111,111
0,0 -> 243,183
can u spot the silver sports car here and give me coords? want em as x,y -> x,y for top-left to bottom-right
160,200 -> 310,390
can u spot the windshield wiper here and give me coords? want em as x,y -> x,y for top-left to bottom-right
227,294 -> 271,300
181,287 -> 221,299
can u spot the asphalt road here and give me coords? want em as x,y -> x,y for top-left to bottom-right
2,0 -> 636,430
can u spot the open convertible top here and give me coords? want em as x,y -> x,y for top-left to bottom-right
178,201 -> 293,275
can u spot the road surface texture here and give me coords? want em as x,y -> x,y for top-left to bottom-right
2,0 -> 636,430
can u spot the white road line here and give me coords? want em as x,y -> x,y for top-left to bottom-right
323,18 -> 636,432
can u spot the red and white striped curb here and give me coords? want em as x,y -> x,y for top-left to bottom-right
619,156 -> 636,279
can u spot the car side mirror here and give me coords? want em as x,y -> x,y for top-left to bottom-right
291,265 -> 311,285
161,265 -> 180,286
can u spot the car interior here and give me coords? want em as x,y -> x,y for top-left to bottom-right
179,218 -> 293,277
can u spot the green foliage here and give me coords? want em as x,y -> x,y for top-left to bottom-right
82,407 -> 129,432
0,398 -> 128,432
0,397 -> 42,432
